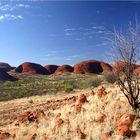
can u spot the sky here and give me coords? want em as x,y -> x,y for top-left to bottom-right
0,1 -> 140,66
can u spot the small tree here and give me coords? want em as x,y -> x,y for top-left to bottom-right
111,21 -> 140,112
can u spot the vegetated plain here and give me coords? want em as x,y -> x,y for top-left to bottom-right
0,72 -> 104,101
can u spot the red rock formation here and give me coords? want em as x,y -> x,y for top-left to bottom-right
0,130 -> 10,140
75,127 -> 86,139
77,93 -> 88,104
66,96 -> 77,105
97,87 -> 106,97
134,66 -> 140,75
55,65 -> 74,73
87,89 -> 95,96
101,131 -> 113,140
0,68 -> 16,81
116,114 -> 135,137
113,61 -> 137,73
74,60 -> 112,74
55,118 -> 64,128
42,136 -> 49,140
44,65 -> 59,74
15,62 -> 49,75
74,93 -> 87,113
100,62 -> 112,72
95,112 -> 106,123
0,62 -> 13,72
14,109 -> 46,125
27,133 -> 37,140
113,61 -> 127,73
75,104 -> 82,113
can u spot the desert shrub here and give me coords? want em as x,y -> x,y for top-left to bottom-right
104,72 -> 117,84
64,84 -> 74,92
28,99 -> 34,104
60,80 -> 74,92
81,77 -> 102,89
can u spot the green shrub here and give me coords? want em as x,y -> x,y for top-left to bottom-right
28,99 -> 34,104
81,77 -> 102,89
104,72 -> 117,84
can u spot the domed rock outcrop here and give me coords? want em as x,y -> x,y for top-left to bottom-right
15,62 -> 49,75
55,65 -> 74,73
0,69 -> 16,81
44,65 -> 59,74
0,62 -> 13,72
112,61 -> 127,73
74,60 -> 112,74
113,61 -> 137,73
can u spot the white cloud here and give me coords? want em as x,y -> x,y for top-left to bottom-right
45,54 -> 52,57
70,55 -> 79,58
91,26 -> 106,30
64,28 -> 75,32
63,55 -> 80,61
96,42 -> 110,47
0,4 -> 15,11
16,4 -> 30,9
0,3 -> 30,11
45,51 -> 57,57
0,14 -> 23,21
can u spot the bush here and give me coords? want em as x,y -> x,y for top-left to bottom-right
81,77 -> 102,89
104,72 -> 117,84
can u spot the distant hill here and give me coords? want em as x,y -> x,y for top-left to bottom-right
0,62 -> 14,72
15,62 -> 49,75
0,68 -> 16,81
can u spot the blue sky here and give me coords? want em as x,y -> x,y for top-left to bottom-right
0,1 -> 140,66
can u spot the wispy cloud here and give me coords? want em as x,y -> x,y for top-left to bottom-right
0,14 -> 23,21
63,55 -> 80,61
0,3 -> 30,22
64,25 -> 112,42
16,4 -> 30,9
45,51 -> 58,57
96,42 -> 110,47
64,28 -> 75,32
0,4 -> 15,11
0,3 -> 30,11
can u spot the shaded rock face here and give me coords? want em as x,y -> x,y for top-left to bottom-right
0,62 -> 13,72
44,65 -> 59,74
55,65 -> 74,73
15,62 -> 49,75
0,69 -> 16,81
100,62 -> 112,72
74,60 -> 112,74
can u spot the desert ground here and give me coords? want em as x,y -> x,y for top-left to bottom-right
0,72 -> 140,140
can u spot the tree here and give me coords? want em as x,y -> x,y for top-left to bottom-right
111,21 -> 140,112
